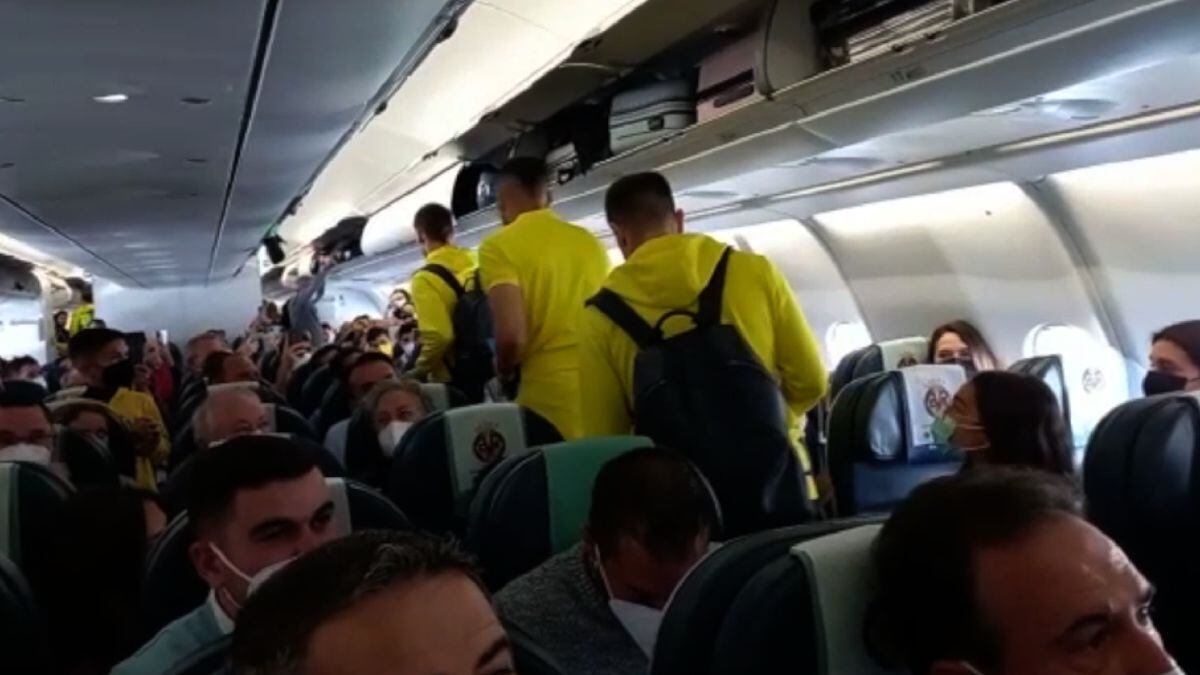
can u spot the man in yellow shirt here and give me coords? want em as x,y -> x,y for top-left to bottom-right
69,328 -> 170,489
578,172 -> 828,534
478,157 -> 609,439
409,203 -> 477,386
67,288 -> 96,336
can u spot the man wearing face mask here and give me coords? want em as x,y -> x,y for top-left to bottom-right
496,447 -> 717,675
872,469 -> 1182,675
112,436 -> 338,674
0,383 -> 58,466
69,328 -> 168,490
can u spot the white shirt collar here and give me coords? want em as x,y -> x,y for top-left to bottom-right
207,590 -> 236,635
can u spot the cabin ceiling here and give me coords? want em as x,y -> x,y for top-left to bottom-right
0,0 -> 461,287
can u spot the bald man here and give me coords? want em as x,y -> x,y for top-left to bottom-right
193,389 -> 269,449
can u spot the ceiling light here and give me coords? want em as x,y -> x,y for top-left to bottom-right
93,93 -> 129,104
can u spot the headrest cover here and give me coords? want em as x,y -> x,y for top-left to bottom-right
421,384 -> 450,413
444,405 -> 528,497
325,478 -> 352,537
879,337 -> 929,370
900,365 -> 966,463
791,524 -> 889,675
543,437 -> 651,553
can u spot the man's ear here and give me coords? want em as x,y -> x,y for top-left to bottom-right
190,539 -> 225,589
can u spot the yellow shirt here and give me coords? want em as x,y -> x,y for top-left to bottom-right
68,303 -> 95,336
478,209 -> 609,439
577,233 -> 828,491
108,387 -> 169,490
411,245 -> 478,382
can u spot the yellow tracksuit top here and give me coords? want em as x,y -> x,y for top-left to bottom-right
411,245 -> 478,383
478,209 -> 609,440
577,233 -> 828,490
108,387 -> 169,490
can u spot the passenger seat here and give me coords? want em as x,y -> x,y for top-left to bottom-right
0,462 -> 72,605
0,552 -> 49,675
386,403 -> 563,536
827,364 -> 965,515
466,436 -> 658,588
830,337 -> 929,402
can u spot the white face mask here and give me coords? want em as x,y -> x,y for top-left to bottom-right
960,663 -> 1184,675
0,443 -> 51,465
208,543 -> 296,610
377,420 -> 412,458
595,547 -> 664,659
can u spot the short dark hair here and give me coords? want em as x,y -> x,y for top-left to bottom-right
0,380 -> 50,417
231,531 -> 481,674
498,156 -> 549,195
969,371 -> 1074,476
365,327 -> 390,344
605,172 -> 677,231
413,203 -> 455,243
342,352 -> 393,385
870,469 -> 1083,673
68,328 -> 126,361
187,435 -> 322,534
202,350 -> 235,382
588,447 -> 718,561
1153,320 -> 1200,371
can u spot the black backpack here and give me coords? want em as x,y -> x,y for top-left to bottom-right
421,264 -> 494,402
586,248 -> 812,536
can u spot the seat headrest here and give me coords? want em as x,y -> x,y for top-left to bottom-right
142,476 -> 407,633
830,346 -> 871,400
467,437 -> 653,588
1009,354 -> 1074,441
420,383 -> 451,413
389,403 -> 563,535
0,552 -> 49,674
828,366 -> 964,515
653,517 -> 882,675
708,523 -> 893,675
0,462 -> 73,571
55,428 -> 121,489
47,385 -> 87,403
852,337 -> 929,381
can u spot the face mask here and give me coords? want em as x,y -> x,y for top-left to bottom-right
102,359 -> 136,389
208,543 -> 296,610
930,415 -> 989,452
0,443 -> 51,465
1143,370 -> 1189,396
377,421 -> 412,458
594,546 -> 664,659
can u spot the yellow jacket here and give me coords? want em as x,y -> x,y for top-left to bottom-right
108,387 -> 169,490
578,234 -> 828,485
411,245 -> 477,382
68,303 -> 95,336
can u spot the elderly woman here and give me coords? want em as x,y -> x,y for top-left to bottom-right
346,379 -> 432,487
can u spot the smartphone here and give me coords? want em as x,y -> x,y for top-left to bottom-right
156,329 -> 169,346
124,331 -> 147,364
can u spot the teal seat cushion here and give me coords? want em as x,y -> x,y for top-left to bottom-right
544,436 -> 652,554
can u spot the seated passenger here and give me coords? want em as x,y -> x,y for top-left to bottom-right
51,400 -> 136,477
323,353 -> 397,463
193,389 -> 270,449
929,320 -> 1000,374
1144,320 -> 1200,395
185,331 -> 228,377
346,379 -> 431,484
3,355 -> 43,384
143,335 -> 176,408
366,326 -> 394,359
872,469 -> 1178,675
69,328 -> 169,489
47,487 -> 167,674
112,436 -> 337,674
933,371 -> 1074,476
232,531 -> 511,675
203,350 -> 261,385
0,383 -> 56,466
496,446 -> 717,675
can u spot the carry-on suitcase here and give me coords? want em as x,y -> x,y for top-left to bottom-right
546,142 -> 580,186
697,34 -> 761,124
609,78 -> 696,156
812,0 -> 999,67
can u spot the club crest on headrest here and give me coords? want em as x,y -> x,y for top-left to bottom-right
923,381 -> 953,418
1082,367 -> 1105,394
471,422 -> 507,464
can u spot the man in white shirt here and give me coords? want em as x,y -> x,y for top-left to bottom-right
113,435 -> 338,674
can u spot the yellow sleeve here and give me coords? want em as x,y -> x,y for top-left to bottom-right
412,271 -> 454,377
578,308 -> 634,437
767,261 -> 828,416
478,236 -> 519,290
141,394 -> 171,465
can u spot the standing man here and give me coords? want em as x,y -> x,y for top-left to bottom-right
478,157 -> 608,439
408,203 -> 477,386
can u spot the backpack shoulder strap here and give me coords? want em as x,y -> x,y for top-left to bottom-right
696,247 -> 733,325
586,289 -> 658,349
421,264 -> 465,298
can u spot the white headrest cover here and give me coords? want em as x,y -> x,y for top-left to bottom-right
420,383 -> 450,412
878,337 -> 929,370
444,404 -> 528,497
325,478 -> 352,537
900,365 -> 967,461
791,524 -> 888,675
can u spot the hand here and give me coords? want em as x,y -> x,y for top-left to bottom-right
130,418 -> 161,458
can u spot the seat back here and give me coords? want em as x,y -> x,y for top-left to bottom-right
0,553 -> 49,674
710,524 -> 896,675
57,429 -> 121,488
851,337 -> 929,381
1009,354 -> 1076,459
142,477 -> 409,633
467,436 -> 654,588
829,347 -> 870,402
652,517 -> 881,675
388,403 -> 563,535
827,365 -> 964,515
421,383 -> 467,413
1085,393 -> 1200,672
311,381 -> 351,438
0,462 -> 72,600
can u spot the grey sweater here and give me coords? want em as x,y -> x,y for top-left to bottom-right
496,543 -> 648,675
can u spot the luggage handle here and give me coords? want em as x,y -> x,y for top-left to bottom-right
648,116 -> 665,132
711,82 -> 756,109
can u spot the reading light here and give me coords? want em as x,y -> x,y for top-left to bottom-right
93,93 -> 129,104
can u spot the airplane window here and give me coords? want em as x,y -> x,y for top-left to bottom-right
826,321 -> 872,366
1023,323 -> 1129,448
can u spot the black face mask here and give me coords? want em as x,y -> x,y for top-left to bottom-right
102,359 -> 136,390
1143,370 -> 1188,397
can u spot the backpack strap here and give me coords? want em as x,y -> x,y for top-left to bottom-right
696,247 -> 733,326
586,289 -> 659,349
421,264 -> 465,298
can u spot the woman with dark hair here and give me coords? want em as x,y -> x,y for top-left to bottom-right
928,320 -> 1000,375
1144,320 -> 1200,395
934,371 -> 1074,477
